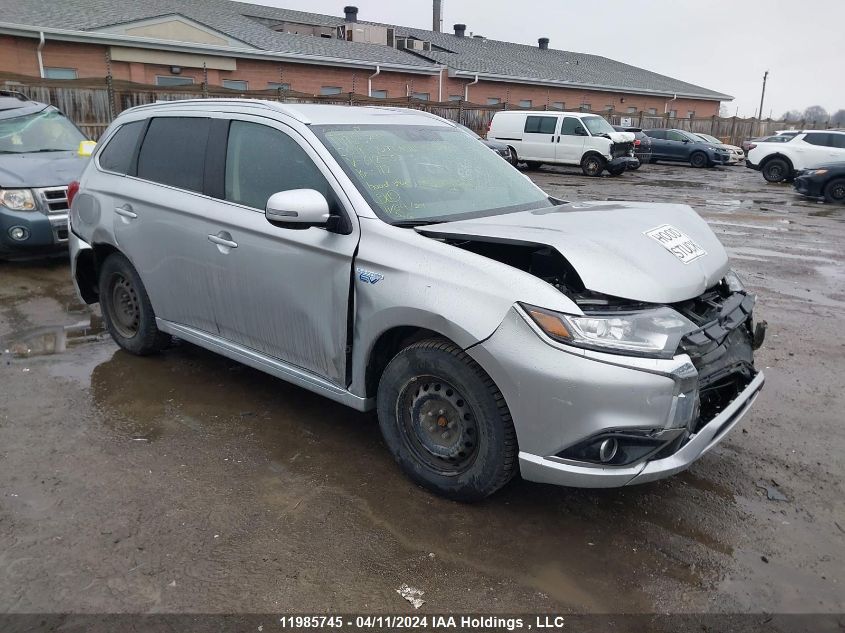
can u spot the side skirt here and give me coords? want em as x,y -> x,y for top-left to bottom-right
156,319 -> 375,412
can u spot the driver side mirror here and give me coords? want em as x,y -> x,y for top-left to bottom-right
265,189 -> 330,228
681,138 -> 690,143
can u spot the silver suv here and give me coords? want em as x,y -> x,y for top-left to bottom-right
68,100 -> 766,500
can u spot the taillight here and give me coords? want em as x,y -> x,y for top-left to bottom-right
634,139 -> 641,146
748,143 -> 757,151
67,181 -> 80,207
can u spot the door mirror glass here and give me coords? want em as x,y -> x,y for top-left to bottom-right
265,189 -> 330,226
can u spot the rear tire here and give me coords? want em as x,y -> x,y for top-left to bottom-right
525,161 -> 542,170
690,152 -> 709,168
762,158 -> 789,183
824,178 -> 845,204
376,338 -> 517,501
99,253 -> 170,355
581,154 -> 605,177
628,161 -> 642,171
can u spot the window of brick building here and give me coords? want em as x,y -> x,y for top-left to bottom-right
412,92 -> 430,101
487,97 -> 501,105
44,67 -> 78,80
519,99 -> 532,108
551,102 -> 565,110
687,110 -> 696,118
370,90 -> 387,99
155,76 -> 194,86
580,104 -> 592,112
627,106 -> 638,113
267,82 -> 291,91
448,95 -> 462,101
320,86 -> 343,95
222,79 -> 248,91
647,107 -> 658,115
604,104 -> 614,112
668,109 -> 678,118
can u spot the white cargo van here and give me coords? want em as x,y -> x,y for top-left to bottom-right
488,111 -> 638,176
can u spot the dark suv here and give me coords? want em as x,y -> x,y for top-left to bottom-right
644,129 -> 731,168
0,91 -> 90,258
613,126 -> 652,169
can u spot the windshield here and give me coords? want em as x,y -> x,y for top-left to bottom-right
581,116 -> 616,136
0,107 -> 86,153
696,133 -> 721,144
314,124 -> 552,224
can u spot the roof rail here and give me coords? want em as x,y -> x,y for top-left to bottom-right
118,98 -> 314,123
0,89 -> 30,101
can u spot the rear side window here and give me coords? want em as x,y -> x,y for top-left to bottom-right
137,117 -> 210,192
524,116 -> 557,134
97,120 -> 145,174
225,120 -> 332,210
560,117 -> 586,136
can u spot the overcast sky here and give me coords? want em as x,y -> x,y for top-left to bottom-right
244,0 -> 845,118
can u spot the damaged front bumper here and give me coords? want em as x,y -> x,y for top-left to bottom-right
467,300 -> 764,489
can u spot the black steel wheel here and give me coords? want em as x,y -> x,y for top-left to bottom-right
377,338 -> 517,501
581,154 -> 605,177
823,178 -> 845,204
99,252 -> 171,355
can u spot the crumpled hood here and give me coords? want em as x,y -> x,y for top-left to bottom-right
0,151 -> 89,188
417,201 -> 730,304
607,131 -> 635,144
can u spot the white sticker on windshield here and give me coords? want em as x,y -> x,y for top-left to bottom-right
645,224 -> 707,264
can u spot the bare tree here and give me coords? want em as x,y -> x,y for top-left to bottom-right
803,105 -> 829,122
719,104 -> 730,117
781,109 -> 802,121
831,109 -> 845,126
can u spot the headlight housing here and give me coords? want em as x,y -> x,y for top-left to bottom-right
0,189 -> 37,211
805,169 -> 828,176
723,270 -> 745,293
522,304 -> 695,359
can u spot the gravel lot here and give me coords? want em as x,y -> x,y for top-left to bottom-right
0,163 -> 842,622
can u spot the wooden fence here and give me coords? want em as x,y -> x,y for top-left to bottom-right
2,72 -> 832,145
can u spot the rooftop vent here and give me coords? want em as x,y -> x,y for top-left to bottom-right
344,6 -> 358,22
453,23 -> 466,37
538,37 -> 549,50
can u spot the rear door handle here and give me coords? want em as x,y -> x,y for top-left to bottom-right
208,233 -> 238,249
114,204 -> 137,219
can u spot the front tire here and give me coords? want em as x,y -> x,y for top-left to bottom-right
824,178 -> 845,204
581,154 -> 605,177
762,158 -> 789,183
376,339 -> 517,501
690,152 -> 709,168
607,164 -> 626,176
99,253 -> 170,355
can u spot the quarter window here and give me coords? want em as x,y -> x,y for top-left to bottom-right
524,116 -> 557,134
561,117 -> 586,136
224,121 -> 332,211
830,134 -> 845,149
136,117 -> 210,192
803,132 -> 835,147
98,120 -> 145,174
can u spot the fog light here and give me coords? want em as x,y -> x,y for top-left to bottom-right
8,226 -> 29,241
598,438 -> 618,463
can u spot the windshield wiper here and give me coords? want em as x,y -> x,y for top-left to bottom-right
27,148 -> 74,153
391,219 -> 440,227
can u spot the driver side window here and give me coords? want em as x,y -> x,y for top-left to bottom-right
561,117 -> 586,136
225,121 -> 332,210
667,131 -> 686,142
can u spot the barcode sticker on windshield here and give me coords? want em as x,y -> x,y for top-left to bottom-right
645,224 -> 707,264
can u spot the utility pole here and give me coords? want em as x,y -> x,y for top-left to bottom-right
756,70 -> 768,135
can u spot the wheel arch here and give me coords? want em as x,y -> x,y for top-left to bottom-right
760,152 -> 794,171
73,241 -> 122,304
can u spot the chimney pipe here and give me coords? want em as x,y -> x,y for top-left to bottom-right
344,6 -> 358,22
433,0 -> 442,33
454,23 -> 466,37
538,37 -> 549,50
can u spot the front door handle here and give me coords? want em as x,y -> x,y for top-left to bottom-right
208,233 -> 238,249
114,204 -> 137,219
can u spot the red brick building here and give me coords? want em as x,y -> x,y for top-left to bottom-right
0,1 -> 730,117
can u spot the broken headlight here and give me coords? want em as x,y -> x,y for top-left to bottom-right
522,304 -> 695,359
723,270 -> 745,293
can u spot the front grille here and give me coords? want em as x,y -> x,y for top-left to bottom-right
611,141 -> 634,158
34,186 -> 69,214
674,285 -> 757,431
